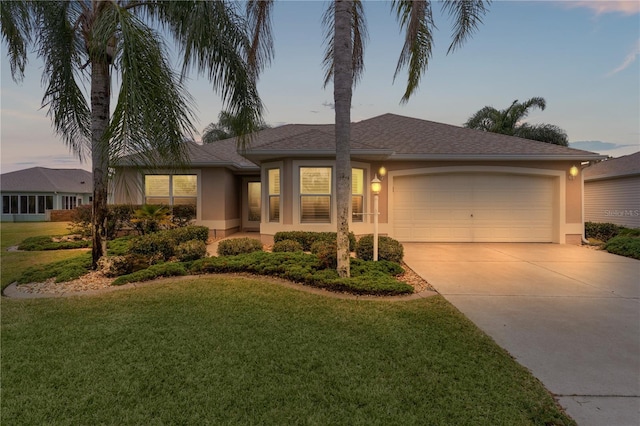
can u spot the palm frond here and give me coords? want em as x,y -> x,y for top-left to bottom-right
35,1 -> 91,161
442,0 -> 491,54
464,105 -> 501,131
391,0 -> 434,103
148,0 -> 263,149
515,123 -> 568,146
0,0 -> 31,81
105,6 -> 195,171
322,0 -> 368,88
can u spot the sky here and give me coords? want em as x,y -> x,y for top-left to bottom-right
1,0 -> 639,174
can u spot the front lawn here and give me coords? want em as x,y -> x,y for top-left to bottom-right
1,278 -> 574,425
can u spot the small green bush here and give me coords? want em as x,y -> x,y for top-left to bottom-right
604,235 -> 640,260
217,238 -> 263,256
170,226 -> 210,244
584,222 -> 620,242
18,235 -> 90,251
17,254 -> 92,284
175,239 -> 208,262
618,227 -> 640,237
356,235 -> 404,263
272,239 -> 304,253
310,240 -> 337,269
273,231 -> 356,251
112,262 -> 188,286
189,252 -> 412,296
129,232 -> 175,261
97,254 -> 149,277
170,204 -> 196,227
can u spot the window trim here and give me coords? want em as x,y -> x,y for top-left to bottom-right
144,174 -> 198,207
262,162 -> 283,224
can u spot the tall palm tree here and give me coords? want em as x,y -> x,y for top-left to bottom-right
202,110 -> 270,143
464,97 -> 569,146
1,0 -> 267,268
251,0 -> 490,277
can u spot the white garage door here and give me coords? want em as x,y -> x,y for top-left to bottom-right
393,173 -> 554,242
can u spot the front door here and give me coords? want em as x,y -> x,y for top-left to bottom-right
242,178 -> 261,231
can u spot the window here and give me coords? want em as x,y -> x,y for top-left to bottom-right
61,196 -> 77,210
352,168 -> 364,222
248,182 -> 261,222
2,196 -> 9,214
300,167 -> 331,223
145,175 -> 197,206
268,168 -> 280,222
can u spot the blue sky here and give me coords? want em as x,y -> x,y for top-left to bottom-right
1,0 -> 639,173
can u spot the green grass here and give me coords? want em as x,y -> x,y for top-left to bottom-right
1,222 -> 84,290
2,278 -> 574,425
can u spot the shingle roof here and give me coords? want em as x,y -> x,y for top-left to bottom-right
584,151 -> 640,181
242,113 -> 603,163
1,167 -> 93,193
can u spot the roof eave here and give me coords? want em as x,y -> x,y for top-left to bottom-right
389,153 -> 607,161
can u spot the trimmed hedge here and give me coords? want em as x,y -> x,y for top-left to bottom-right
604,235 -> 640,260
272,239 -> 304,253
273,231 -> 356,252
18,235 -> 90,251
217,238 -> 263,256
129,226 -> 209,261
584,222 -> 620,242
190,252 -> 412,296
112,262 -> 188,286
310,240 -> 337,269
356,234 -> 404,263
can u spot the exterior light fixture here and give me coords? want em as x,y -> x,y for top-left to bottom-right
569,165 -> 579,180
378,166 -> 387,180
371,174 -> 382,261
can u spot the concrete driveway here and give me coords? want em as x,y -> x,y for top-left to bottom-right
403,243 -> 639,426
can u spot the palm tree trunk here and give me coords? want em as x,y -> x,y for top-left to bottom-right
90,60 -> 110,269
334,0 -> 352,278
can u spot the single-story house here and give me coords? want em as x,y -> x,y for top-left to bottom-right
583,151 -> 640,228
113,113 -> 605,244
1,167 -> 93,222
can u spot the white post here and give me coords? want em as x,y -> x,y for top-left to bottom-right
373,192 -> 379,261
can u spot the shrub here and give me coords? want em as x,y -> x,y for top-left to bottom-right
18,235 -> 90,251
273,231 -> 356,251
68,205 -> 93,236
189,252 -> 413,296
112,262 -> 188,286
604,235 -> 640,260
131,204 -> 172,235
618,227 -> 640,237
170,226 -> 210,244
310,240 -> 337,269
217,238 -> 263,256
356,235 -> 404,263
584,222 -> 620,242
272,239 -> 304,253
129,232 -> 175,261
17,254 -> 92,284
170,204 -> 196,227
175,240 -> 208,262
69,204 -> 136,238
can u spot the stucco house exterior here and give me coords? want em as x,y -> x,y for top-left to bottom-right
113,113 -> 604,244
583,151 -> 640,228
1,167 -> 93,222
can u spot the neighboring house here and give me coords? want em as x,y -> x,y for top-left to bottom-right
1,167 -> 93,222
114,113 -> 604,244
583,151 -> 640,228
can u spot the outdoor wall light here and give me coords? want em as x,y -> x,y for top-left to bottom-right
378,166 -> 387,180
569,165 -> 579,180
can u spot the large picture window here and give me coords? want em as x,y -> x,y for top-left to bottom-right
3,195 -> 53,214
352,168 -> 364,222
300,167 -> 331,223
145,175 -> 197,206
268,168 -> 280,222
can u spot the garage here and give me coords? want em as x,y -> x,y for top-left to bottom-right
393,173 -> 555,242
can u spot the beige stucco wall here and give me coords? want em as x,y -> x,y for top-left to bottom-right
259,159 -> 585,244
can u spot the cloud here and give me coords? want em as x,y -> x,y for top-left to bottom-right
570,140 -> 631,151
565,1 -> 640,15
606,40 -> 640,76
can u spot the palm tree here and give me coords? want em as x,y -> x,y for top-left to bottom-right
464,97 -> 569,146
202,111 -> 270,143
1,0 -> 267,268
251,0 -> 490,277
